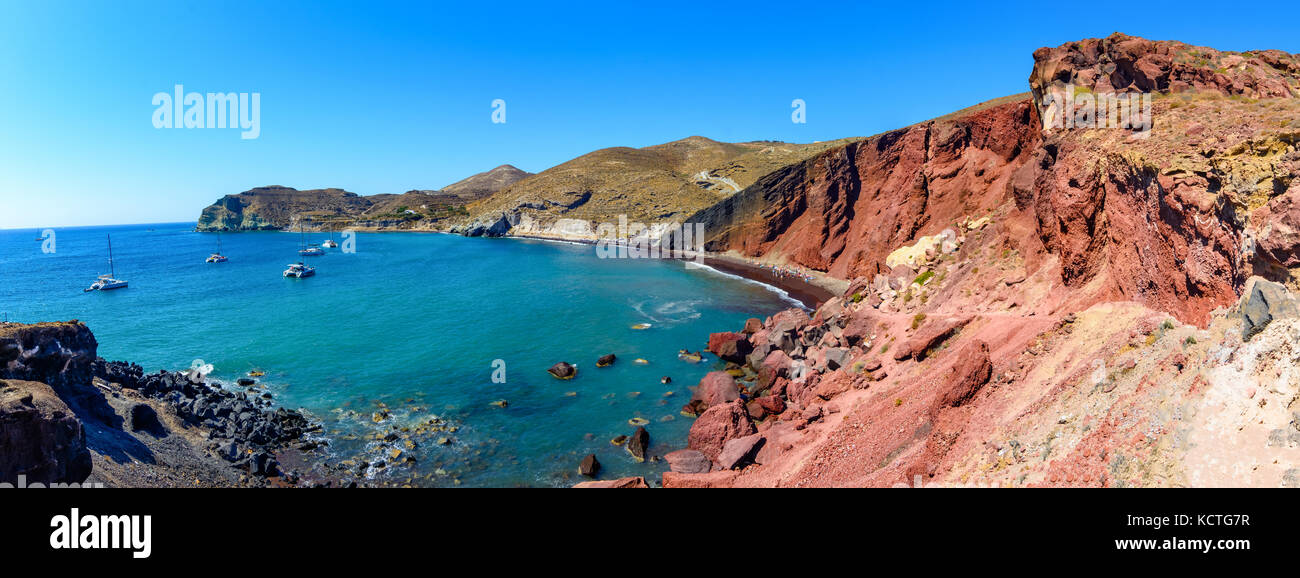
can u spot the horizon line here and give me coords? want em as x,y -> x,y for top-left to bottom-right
0,221 -> 199,232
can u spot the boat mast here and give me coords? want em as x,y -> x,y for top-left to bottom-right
107,234 -> 116,278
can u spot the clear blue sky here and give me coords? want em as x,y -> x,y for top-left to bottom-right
1,0 -> 1296,228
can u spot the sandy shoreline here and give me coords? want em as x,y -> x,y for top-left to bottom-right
696,255 -> 837,310
504,234 -> 841,310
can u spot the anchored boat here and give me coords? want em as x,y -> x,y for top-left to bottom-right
321,224 -> 339,248
284,262 -> 315,278
206,232 -> 228,263
85,234 -> 128,292
298,225 -> 324,256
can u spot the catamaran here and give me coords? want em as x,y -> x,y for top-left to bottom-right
298,225 -> 324,256
85,234 -> 128,292
206,232 -> 228,263
283,262 -> 315,278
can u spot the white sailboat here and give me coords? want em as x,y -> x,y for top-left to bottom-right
85,234 -> 128,292
298,224 -> 324,256
321,224 -> 339,248
206,232 -> 228,263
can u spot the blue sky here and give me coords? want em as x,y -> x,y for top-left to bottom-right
1,0 -> 1296,228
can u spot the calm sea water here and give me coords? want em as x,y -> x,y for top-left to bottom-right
0,224 -> 796,486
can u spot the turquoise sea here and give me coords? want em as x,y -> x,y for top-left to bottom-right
0,224 -> 797,486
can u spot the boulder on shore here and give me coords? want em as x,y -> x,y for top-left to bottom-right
716,433 -> 765,470
716,338 -> 753,364
687,400 -> 756,461
690,371 -> 740,410
707,332 -> 746,355
664,449 -> 712,474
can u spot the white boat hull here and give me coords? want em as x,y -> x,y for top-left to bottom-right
86,279 -> 128,292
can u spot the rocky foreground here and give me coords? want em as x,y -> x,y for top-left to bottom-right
643,275 -> 1297,488
0,322 -> 322,487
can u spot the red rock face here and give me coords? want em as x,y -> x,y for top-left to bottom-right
1022,140 -> 1245,325
693,33 -> 1300,326
1028,33 -> 1299,103
692,98 -> 1042,281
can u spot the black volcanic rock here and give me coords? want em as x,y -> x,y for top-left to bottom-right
0,379 -> 92,484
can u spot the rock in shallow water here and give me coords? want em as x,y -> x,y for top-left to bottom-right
547,362 -> 577,380
626,426 -> 649,462
579,454 -> 600,477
